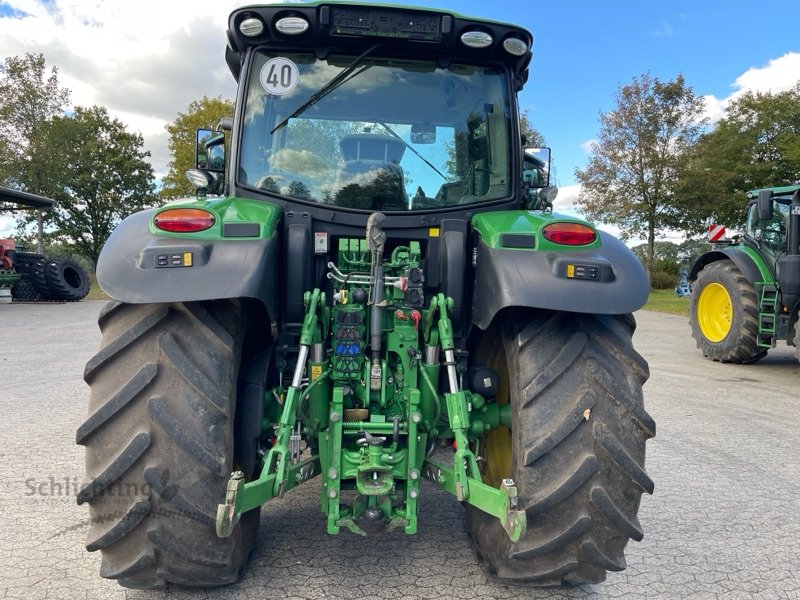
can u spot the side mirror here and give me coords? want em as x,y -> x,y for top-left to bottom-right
196,128 -> 226,172
523,147 -> 551,188
757,189 -> 774,221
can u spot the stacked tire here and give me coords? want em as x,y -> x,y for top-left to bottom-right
12,252 -> 90,302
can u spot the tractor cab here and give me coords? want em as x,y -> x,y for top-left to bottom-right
745,186 -> 800,283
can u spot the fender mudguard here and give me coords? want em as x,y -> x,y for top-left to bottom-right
688,248 -> 770,286
96,208 -> 278,316
471,231 -> 649,329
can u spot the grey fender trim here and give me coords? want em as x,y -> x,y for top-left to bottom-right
96,209 -> 278,316
471,231 -> 649,329
688,249 -> 764,285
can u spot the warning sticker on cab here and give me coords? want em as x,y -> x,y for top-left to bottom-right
260,57 -> 300,96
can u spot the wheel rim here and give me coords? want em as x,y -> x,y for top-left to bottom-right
474,328 -> 512,489
697,282 -> 733,342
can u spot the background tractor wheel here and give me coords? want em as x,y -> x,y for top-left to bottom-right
78,301 -> 259,589
12,251 -> 45,274
42,256 -> 89,301
466,310 -> 654,585
10,275 -> 39,301
30,257 -> 53,297
689,260 -> 766,363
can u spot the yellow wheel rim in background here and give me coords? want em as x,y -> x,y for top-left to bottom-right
697,282 -> 733,342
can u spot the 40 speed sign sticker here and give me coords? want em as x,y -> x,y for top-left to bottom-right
260,57 -> 299,95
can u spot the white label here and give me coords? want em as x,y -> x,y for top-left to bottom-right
260,58 -> 299,96
314,231 -> 328,254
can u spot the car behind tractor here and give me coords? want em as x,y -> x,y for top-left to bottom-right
0,187 -> 90,303
689,185 -> 800,363
78,2 -> 655,589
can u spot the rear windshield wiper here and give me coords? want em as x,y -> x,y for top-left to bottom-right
270,44 -> 380,134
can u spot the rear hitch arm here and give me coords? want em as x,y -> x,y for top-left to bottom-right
422,293 -> 526,542
216,289 -> 325,537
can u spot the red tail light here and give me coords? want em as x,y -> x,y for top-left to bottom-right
154,208 -> 215,233
542,223 -> 597,246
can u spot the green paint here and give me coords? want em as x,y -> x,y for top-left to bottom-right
472,210 -> 601,251
149,196 -> 281,240
735,245 -> 776,285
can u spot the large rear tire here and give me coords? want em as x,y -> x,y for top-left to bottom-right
78,301 -> 259,589
466,310 -> 654,585
689,260 -> 766,363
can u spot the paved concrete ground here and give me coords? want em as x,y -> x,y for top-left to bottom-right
1,300 -> 798,599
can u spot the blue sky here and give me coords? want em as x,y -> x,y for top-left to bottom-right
1,0 -> 799,237
394,0 -> 800,197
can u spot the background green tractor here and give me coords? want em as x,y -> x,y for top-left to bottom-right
78,2 -> 654,589
689,185 -> 800,363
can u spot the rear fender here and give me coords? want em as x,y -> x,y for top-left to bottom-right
96,199 -> 281,316
471,213 -> 648,329
688,248 -> 769,286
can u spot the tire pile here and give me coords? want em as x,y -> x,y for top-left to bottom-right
11,252 -> 90,302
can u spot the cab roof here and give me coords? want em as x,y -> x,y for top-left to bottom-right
226,2 -> 533,89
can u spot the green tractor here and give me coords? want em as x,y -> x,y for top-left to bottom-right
78,2 -> 654,589
689,185 -> 800,363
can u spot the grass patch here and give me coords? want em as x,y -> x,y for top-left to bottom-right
85,281 -> 110,301
643,289 -> 690,316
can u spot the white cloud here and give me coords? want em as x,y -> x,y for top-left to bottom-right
580,139 -> 597,154
0,0 -> 246,178
552,183 -> 580,212
0,214 -> 15,237
702,52 -> 800,123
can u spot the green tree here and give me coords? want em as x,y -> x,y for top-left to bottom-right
677,237 -> 711,269
631,240 -> 680,274
18,106 -> 157,263
0,52 -> 71,250
576,73 -> 705,275
161,96 -> 234,199
676,83 -> 800,233
287,180 -> 311,199
520,109 -> 545,147
0,53 -> 71,159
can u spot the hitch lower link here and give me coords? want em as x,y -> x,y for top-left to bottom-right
421,294 -> 526,542
216,290 -> 325,538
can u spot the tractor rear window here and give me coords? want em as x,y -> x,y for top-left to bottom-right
239,51 -> 512,211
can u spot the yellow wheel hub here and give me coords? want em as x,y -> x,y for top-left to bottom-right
475,328 -> 512,489
697,282 -> 733,342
